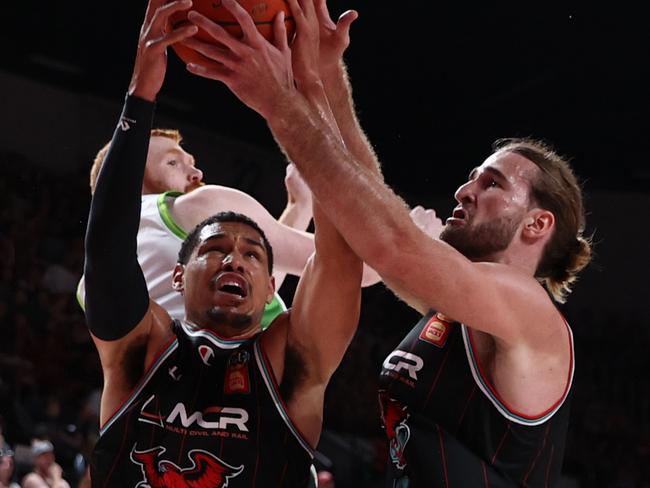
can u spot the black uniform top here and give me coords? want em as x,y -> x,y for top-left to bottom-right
378,311 -> 574,488
91,320 -> 313,488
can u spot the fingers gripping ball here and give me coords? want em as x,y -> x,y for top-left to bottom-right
168,0 -> 295,66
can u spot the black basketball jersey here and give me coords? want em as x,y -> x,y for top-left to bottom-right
378,311 -> 574,487
91,320 -> 313,487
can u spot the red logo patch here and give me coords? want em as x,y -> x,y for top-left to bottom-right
224,350 -> 250,395
419,313 -> 452,348
131,445 -> 243,487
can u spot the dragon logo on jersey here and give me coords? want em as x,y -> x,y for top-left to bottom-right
379,392 -> 411,470
131,445 -> 243,488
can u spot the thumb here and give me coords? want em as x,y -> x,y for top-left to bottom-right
336,10 -> 358,36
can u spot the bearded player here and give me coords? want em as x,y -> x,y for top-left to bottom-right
84,0 -> 366,486
181,0 -> 592,485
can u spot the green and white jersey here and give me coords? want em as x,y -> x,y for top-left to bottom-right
78,192 -> 286,330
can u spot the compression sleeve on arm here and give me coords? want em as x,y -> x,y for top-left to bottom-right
83,95 -> 154,341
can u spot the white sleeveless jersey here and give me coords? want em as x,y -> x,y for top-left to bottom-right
78,192 -> 286,326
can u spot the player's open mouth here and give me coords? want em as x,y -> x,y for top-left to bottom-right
452,208 -> 466,220
213,273 -> 249,298
446,207 -> 467,225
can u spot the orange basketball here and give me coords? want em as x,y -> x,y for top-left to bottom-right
168,0 -> 295,68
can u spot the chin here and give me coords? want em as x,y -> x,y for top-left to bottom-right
206,307 -> 253,330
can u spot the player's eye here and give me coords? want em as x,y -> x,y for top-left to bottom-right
167,160 -> 177,166
246,251 -> 260,260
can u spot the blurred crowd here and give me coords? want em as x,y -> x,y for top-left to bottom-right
1,154 -> 649,487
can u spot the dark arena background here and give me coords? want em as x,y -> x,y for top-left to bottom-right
1,2 -> 649,487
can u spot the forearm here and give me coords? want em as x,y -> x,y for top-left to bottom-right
267,95 -> 411,273
278,199 -> 313,231
84,95 -> 153,340
322,62 -> 381,176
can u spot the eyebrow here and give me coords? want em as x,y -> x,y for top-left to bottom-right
243,237 -> 265,251
468,166 -> 508,182
200,234 -> 265,251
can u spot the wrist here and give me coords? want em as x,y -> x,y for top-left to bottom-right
128,77 -> 158,103
320,60 -> 347,85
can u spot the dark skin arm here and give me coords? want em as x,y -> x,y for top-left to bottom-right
84,0 -> 197,427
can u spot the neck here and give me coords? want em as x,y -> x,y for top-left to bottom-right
183,317 -> 260,340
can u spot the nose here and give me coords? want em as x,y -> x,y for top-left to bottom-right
222,252 -> 245,273
454,179 -> 476,205
188,166 -> 203,184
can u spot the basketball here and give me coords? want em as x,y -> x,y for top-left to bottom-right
168,0 -> 296,67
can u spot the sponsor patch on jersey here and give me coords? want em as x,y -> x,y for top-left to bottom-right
419,313 -> 452,348
224,350 -> 251,395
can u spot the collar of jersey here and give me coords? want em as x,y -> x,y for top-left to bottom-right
181,319 -> 260,347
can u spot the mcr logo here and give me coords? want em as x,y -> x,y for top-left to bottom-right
131,445 -> 243,488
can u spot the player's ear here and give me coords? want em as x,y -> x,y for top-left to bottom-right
172,263 -> 186,294
266,276 -> 276,304
521,209 -> 554,243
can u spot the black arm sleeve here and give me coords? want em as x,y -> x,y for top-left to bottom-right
83,95 -> 154,340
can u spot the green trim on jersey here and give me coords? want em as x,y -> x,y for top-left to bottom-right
76,278 -> 85,311
156,190 -> 287,328
261,295 -> 286,330
157,191 -> 187,239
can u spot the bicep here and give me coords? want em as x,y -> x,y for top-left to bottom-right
378,237 -> 547,344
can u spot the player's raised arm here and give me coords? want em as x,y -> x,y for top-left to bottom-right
83,0 -> 197,424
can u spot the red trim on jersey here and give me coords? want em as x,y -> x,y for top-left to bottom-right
465,318 -> 574,420
521,423 -> 551,483
456,385 -> 477,431
424,341 -> 453,407
436,425 -> 449,487
99,335 -> 177,431
176,367 -> 204,466
252,380 -> 262,486
490,423 -> 511,465
544,444 -> 555,488
481,460 -> 490,488
102,409 -> 135,488
258,342 -> 315,450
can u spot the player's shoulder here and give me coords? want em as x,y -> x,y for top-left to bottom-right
176,184 -> 248,206
474,261 -> 563,334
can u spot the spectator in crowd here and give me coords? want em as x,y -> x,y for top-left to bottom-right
22,440 -> 70,488
0,446 -> 19,488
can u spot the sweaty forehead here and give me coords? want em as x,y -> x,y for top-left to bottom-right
198,221 -> 263,244
481,150 -> 540,184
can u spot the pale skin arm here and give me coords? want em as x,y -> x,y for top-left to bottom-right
181,0 -> 560,348
267,99 -> 562,346
277,163 -> 313,230
172,184 -> 380,286
275,163 -> 312,287
313,0 -> 380,176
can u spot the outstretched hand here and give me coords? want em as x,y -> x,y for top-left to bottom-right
410,205 -> 444,240
285,0 -> 321,88
314,0 -> 357,77
182,0 -> 295,118
129,0 -> 198,101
